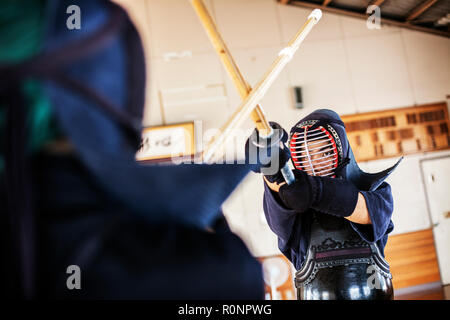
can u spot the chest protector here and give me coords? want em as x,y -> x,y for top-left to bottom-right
295,213 -> 393,300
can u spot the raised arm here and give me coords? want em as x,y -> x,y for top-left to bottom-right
264,174 -> 394,243
264,176 -> 371,225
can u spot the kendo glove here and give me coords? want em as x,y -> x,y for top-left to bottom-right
278,170 -> 359,217
245,122 -> 291,184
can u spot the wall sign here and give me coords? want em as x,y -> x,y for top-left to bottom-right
136,122 -> 196,163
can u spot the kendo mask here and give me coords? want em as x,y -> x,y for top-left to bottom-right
289,109 -> 402,191
289,118 -> 346,178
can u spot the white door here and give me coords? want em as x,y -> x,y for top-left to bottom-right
421,156 -> 450,285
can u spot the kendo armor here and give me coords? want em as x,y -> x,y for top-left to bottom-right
295,213 -> 393,300
288,110 -> 401,300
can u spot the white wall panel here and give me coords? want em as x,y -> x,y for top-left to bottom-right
154,54 -> 224,90
286,39 -> 357,116
249,228 -> 281,257
276,4 -> 343,43
146,0 -> 215,58
340,15 -> 401,39
401,29 -> 450,105
239,173 -> 265,228
153,54 -> 230,131
142,65 -> 163,126
344,33 -> 415,112
213,0 -> 281,50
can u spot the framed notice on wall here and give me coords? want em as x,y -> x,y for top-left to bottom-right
341,102 -> 450,162
136,122 -> 196,163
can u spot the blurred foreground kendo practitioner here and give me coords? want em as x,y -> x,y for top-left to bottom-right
246,109 -> 402,300
0,0 -> 264,299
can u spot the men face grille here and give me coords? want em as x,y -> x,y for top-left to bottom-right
289,125 -> 338,177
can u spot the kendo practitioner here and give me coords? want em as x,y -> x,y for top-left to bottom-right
0,0 -> 264,299
246,109 -> 402,300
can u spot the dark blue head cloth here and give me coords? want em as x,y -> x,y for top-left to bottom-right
39,0 -> 254,229
290,109 -> 402,191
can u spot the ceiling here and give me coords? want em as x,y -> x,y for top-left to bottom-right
279,0 -> 450,38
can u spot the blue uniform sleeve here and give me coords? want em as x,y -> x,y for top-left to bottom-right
262,182 -> 310,270
262,182 -> 298,243
350,181 -> 394,243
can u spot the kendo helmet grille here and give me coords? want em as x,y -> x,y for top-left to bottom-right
289,124 -> 339,177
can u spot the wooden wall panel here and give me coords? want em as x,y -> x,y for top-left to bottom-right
341,102 -> 450,162
384,228 -> 441,290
